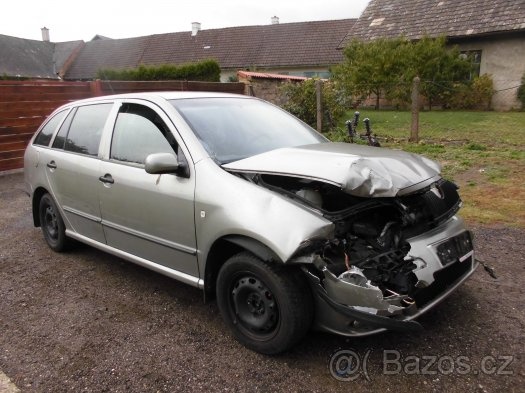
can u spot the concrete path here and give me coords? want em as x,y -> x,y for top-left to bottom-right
0,371 -> 19,393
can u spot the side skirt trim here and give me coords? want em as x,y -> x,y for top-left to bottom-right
66,230 -> 203,289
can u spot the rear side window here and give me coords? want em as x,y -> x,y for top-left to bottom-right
65,104 -> 112,156
110,103 -> 177,165
33,110 -> 67,146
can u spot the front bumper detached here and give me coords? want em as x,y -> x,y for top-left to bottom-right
304,219 -> 478,337
305,256 -> 478,336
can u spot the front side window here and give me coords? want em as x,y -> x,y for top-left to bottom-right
33,110 -> 67,146
65,103 -> 112,156
110,103 -> 177,165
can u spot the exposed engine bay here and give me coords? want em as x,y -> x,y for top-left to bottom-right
255,173 -> 464,317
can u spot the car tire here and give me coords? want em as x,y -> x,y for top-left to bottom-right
216,252 -> 313,355
39,193 -> 70,252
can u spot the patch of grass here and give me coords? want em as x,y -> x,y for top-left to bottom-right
466,142 -> 487,151
402,143 -> 446,155
508,150 -> 525,160
330,110 -> 525,227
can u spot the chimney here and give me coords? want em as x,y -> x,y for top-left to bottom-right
41,27 -> 50,42
191,22 -> 201,36
271,16 -> 279,25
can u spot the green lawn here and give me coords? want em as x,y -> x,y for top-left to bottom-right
327,110 -> 525,227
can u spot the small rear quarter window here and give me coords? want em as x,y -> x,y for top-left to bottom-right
52,108 -> 77,150
33,110 -> 67,147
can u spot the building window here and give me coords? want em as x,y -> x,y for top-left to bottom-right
302,71 -> 331,79
460,50 -> 482,79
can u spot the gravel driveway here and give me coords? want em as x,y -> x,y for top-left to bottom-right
0,172 -> 523,392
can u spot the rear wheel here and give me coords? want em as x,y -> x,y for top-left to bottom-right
216,252 -> 313,354
39,193 -> 70,252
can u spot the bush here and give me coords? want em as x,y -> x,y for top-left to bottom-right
448,74 -> 494,110
280,79 -> 348,132
96,59 -> 221,82
518,72 -> 525,109
472,74 -> 495,110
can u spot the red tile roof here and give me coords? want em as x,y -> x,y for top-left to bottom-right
237,70 -> 308,81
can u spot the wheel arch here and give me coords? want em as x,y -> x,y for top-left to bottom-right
203,235 -> 282,302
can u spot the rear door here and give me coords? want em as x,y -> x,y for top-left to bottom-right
98,101 -> 198,277
44,102 -> 114,243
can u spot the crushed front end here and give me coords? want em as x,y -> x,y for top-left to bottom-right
261,174 -> 478,336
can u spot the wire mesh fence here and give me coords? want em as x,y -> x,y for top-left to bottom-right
353,78 -> 522,112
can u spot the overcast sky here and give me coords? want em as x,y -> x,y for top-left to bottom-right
2,0 -> 370,42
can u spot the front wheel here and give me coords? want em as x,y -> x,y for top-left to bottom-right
216,252 -> 313,354
38,193 -> 70,252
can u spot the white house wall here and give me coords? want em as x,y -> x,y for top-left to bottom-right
458,35 -> 525,111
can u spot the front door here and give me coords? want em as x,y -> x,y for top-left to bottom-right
98,102 -> 198,277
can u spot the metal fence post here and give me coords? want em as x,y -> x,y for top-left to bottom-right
410,76 -> 420,142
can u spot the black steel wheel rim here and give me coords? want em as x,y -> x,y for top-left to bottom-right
43,203 -> 58,240
230,274 -> 279,337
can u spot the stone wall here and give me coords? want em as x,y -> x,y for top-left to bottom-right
244,78 -> 296,106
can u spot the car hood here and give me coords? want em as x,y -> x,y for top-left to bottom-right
223,142 -> 441,197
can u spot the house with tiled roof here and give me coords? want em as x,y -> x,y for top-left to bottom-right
64,18 -> 356,82
339,0 -> 525,110
0,30 -> 83,79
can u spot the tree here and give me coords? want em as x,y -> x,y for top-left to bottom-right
332,36 -> 473,110
409,37 -> 471,109
332,37 -> 410,109
281,79 -> 347,132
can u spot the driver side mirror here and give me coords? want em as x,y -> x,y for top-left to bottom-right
145,153 -> 189,178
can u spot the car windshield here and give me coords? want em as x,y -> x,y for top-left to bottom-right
170,97 -> 328,164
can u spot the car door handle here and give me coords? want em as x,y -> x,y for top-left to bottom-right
99,174 -> 114,184
47,161 -> 57,169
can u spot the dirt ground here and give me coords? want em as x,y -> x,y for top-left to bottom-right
0,172 -> 524,393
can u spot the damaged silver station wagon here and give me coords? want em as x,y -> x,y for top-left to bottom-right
24,92 -> 477,354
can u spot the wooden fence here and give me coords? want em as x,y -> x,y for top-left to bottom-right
0,80 -> 245,172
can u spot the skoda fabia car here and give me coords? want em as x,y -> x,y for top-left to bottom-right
24,92 -> 477,354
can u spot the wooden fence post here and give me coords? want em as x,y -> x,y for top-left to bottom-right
89,79 -> 102,97
316,80 -> 322,132
410,76 -> 420,142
